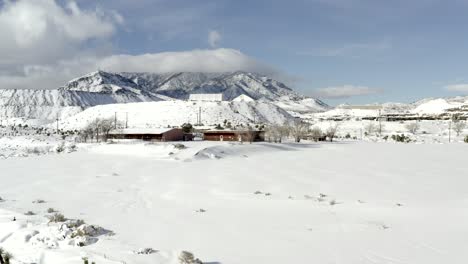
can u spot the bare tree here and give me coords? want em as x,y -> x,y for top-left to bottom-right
289,119 -> 309,143
364,123 -> 377,135
241,125 -> 256,144
453,120 -> 466,136
325,123 -> 340,142
82,118 -> 119,142
99,118 -> 116,141
309,127 -> 323,142
405,122 -> 420,134
265,123 -> 289,143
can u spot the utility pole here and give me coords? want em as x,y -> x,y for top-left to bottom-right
56,114 -> 59,134
199,107 -> 202,125
114,112 -> 117,129
449,115 -> 452,143
378,109 -> 382,135
125,112 -> 128,128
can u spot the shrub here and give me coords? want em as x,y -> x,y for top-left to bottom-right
25,211 -> 35,216
405,122 -> 420,134
33,199 -> 46,204
47,208 -> 57,213
48,213 -> 66,223
0,248 -> 12,264
178,251 -> 202,264
174,143 -> 186,150
465,135 -> 468,143
391,134 -> 411,143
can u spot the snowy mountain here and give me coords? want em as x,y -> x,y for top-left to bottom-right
120,71 -> 329,112
0,71 -> 163,122
0,70 -> 328,124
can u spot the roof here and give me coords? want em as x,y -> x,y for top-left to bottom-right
109,128 -> 178,135
204,130 -> 263,133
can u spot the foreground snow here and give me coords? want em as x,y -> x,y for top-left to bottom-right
0,141 -> 467,263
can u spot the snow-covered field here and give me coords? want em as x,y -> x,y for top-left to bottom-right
1,140 -> 467,264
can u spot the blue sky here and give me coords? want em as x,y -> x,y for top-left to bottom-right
2,0 -> 468,104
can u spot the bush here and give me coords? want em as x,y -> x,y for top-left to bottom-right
391,134 -> 411,143
24,211 -> 35,216
48,213 -> 67,223
178,251 -> 202,264
465,135 -> 468,143
0,248 -> 12,264
47,208 -> 57,213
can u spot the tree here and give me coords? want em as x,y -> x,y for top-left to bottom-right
289,119 -> 309,143
325,123 -> 339,142
99,118 -> 116,141
364,123 -> 377,135
309,127 -> 323,142
265,124 -> 288,143
82,118 -> 118,142
453,120 -> 466,136
405,122 -> 420,134
181,123 -> 193,133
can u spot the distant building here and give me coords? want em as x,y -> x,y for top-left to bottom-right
189,93 -> 223,102
232,94 -> 254,102
108,128 -> 190,141
203,130 -> 265,142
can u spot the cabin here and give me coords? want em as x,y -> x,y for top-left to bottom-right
108,128 -> 188,141
203,130 -> 265,142
189,93 -> 223,102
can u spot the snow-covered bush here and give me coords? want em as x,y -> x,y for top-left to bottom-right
464,135 -> 468,143
134,248 -> 157,255
178,251 -> 202,264
48,213 -> 67,223
453,121 -> 466,136
0,248 -> 12,264
391,134 -> 411,143
405,122 -> 420,134
174,143 -> 186,150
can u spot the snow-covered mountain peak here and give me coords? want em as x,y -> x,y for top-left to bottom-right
63,70 -> 142,94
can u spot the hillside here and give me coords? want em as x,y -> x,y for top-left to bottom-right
0,71 -> 327,124
58,100 -> 293,130
121,71 -> 329,112
0,71 -> 163,122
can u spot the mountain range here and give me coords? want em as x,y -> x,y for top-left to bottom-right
0,71 -> 328,123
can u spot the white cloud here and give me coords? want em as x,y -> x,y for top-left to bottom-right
444,84 -> 468,93
0,49 -> 279,89
312,85 -> 383,99
0,1 -> 283,90
0,0 -> 120,65
299,40 -> 391,58
208,30 -> 222,48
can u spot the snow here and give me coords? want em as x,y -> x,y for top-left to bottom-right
412,98 -> 463,114
231,94 -> 254,102
109,128 -> 177,135
57,100 -> 292,130
1,140 -> 468,263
